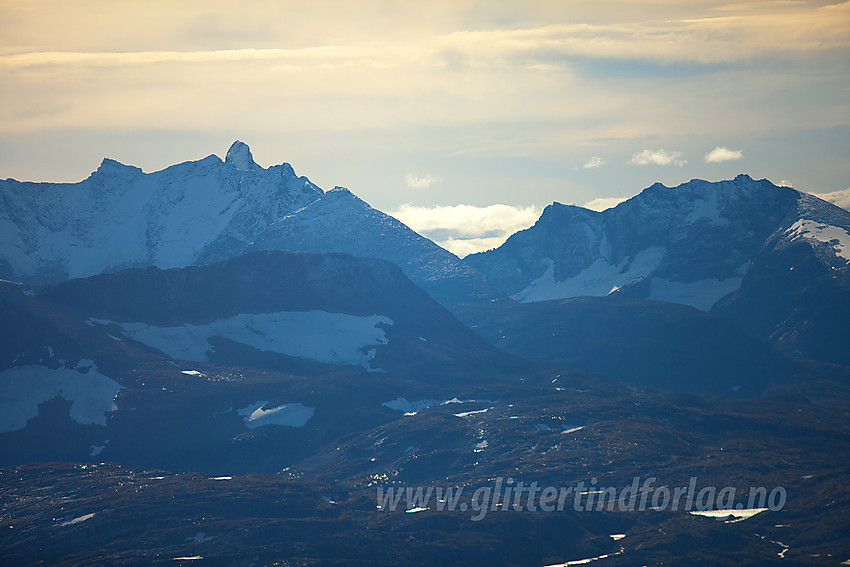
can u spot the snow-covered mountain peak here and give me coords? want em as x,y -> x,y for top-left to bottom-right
0,144 -> 326,282
94,158 -> 143,178
629,175 -> 800,228
0,142 -> 500,303
225,140 -> 260,171
466,175 -> 815,311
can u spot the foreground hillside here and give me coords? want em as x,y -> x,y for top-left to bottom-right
1,249 -> 849,565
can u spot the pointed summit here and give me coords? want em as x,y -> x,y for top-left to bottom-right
94,158 -> 143,177
225,140 -> 260,171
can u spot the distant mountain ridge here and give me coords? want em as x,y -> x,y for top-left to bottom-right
250,187 -> 504,304
0,142 -> 502,304
466,174 -> 850,364
0,141 -> 321,281
466,175 -> 811,308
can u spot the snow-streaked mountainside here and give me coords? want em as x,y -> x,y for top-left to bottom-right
250,188 -> 504,304
466,174 -> 850,311
712,190 -> 850,365
22,250 -> 524,380
0,141 -> 501,304
0,141 -> 321,281
88,311 -> 393,371
466,174 -> 850,364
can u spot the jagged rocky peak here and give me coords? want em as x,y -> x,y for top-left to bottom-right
225,140 -> 261,171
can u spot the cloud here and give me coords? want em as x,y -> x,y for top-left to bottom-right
583,156 -> 606,169
0,1 -> 847,191
405,174 -> 443,190
435,236 -> 510,258
388,203 -> 542,257
814,188 -> 850,211
391,203 -> 541,238
629,149 -> 686,167
0,46 -> 364,70
583,197 -> 627,211
704,146 -> 743,163
438,2 -> 850,65
5,2 -> 847,75
4,1 -> 849,65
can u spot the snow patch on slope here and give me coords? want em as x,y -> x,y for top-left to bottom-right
91,311 -> 392,370
0,365 -> 123,432
785,219 -> 850,262
382,397 -> 444,415
649,277 -> 743,311
382,397 -> 485,416
512,247 -> 666,303
238,401 -> 314,428
684,190 -> 729,225
689,508 -> 768,522
59,513 -> 96,527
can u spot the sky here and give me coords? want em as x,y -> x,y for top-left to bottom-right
1,1 -> 849,256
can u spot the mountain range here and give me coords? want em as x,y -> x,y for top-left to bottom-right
466,174 -> 850,364
0,141 -> 500,305
2,142 -> 850,565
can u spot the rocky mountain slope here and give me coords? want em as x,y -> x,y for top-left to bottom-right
453,296 -> 796,396
251,187 -> 504,304
29,250 -> 520,379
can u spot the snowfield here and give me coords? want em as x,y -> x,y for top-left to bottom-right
648,276 -> 743,311
89,310 -> 393,370
689,508 -> 768,522
238,401 -> 315,428
382,397 -> 444,415
512,248 -> 665,303
510,249 -> 743,310
0,365 -> 123,432
785,219 -> 850,262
